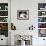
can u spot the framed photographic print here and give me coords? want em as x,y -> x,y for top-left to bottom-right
17,10 -> 29,20
38,29 -> 46,37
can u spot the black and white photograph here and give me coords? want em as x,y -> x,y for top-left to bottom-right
17,10 -> 29,20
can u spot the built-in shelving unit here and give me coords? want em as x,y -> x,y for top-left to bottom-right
38,3 -> 46,37
0,3 -> 8,37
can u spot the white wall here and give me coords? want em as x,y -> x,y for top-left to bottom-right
11,0 -> 46,30
11,0 -> 38,30
11,0 -> 46,46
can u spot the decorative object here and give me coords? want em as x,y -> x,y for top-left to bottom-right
17,10 -> 29,20
0,6 -> 1,10
0,17 -> 8,22
19,35 -> 29,40
39,29 -> 46,37
42,12 -> 45,15
5,6 -> 8,10
29,25 -> 35,30
11,23 -> 16,30
38,17 -> 46,22
38,3 -> 46,10
0,23 -> 8,37
0,11 -> 8,16
38,23 -> 46,28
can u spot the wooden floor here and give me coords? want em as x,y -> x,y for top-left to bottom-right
0,45 -> 8,46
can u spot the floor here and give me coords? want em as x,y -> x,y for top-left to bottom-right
0,45 -> 8,46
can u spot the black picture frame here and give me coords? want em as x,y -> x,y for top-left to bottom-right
17,10 -> 29,20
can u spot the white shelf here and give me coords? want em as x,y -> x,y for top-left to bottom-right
38,16 -> 46,17
38,22 -> 46,23
0,16 -> 8,17
38,28 -> 46,29
0,22 -> 8,23
0,10 -> 8,11
38,10 -> 46,11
